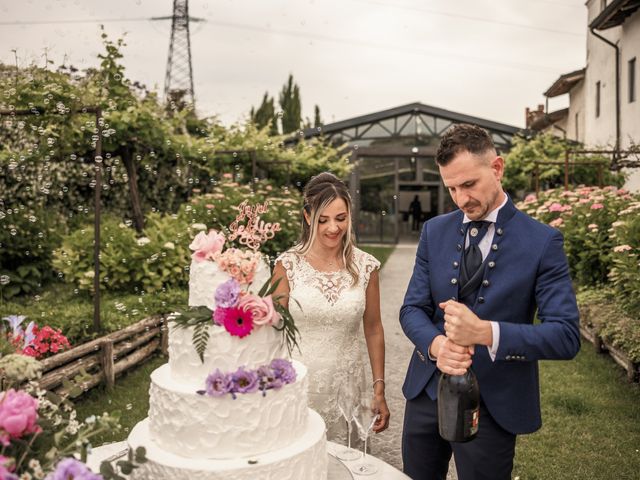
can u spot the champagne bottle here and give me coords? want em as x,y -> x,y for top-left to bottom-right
437,369 -> 480,442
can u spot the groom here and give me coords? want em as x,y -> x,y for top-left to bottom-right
399,123 -> 580,480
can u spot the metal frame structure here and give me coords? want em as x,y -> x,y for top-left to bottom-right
300,103 -> 520,243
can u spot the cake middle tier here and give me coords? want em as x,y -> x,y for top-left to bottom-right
168,322 -> 287,384
148,361 -> 309,459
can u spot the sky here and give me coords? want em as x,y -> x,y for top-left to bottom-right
0,0 -> 588,128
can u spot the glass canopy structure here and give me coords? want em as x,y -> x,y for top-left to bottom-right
301,103 -> 521,243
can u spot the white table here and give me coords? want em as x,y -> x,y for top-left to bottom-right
87,441 -> 409,479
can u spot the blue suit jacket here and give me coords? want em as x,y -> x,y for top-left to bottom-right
399,197 -> 580,435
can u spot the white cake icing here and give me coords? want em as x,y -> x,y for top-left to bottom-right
129,411 -> 327,480
148,361 -> 309,459
188,257 -> 271,310
168,322 -> 286,384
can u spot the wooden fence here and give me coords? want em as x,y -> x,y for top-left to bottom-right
37,315 -> 168,396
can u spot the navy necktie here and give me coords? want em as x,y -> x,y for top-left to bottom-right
463,221 -> 491,283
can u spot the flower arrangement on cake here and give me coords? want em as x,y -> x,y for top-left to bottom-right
170,199 -> 300,375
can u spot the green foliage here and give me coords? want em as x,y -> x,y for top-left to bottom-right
518,186 -> 638,287
177,178 -> 302,260
278,74 -> 302,134
518,187 -> 640,363
0,204 -> 61,299
250,92 -> 278,135
503,133 -> 625,195
608,200 -> 640,318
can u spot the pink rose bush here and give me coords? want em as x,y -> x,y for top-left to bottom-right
517,185 -> 640,289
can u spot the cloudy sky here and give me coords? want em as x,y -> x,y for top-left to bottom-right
0,0 -> 587,128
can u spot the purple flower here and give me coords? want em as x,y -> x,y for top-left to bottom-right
214,278 -> 241,308
45,458 -> 102,480
205,369 -> 233,397
231,367 -> 259,395
257,365 -> 284,391
270,359 -> 296,384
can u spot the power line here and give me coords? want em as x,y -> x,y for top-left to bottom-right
351,0 -> 585,37
0,16 -> 575,74
0,17 -> 151,26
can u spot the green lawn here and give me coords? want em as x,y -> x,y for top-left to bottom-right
359,244 -> 395,268
513,344 -> 640,479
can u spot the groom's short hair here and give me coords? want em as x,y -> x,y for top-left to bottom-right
436,123 -> 496,166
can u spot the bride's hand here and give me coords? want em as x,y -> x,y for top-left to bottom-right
372,393 -> 390,433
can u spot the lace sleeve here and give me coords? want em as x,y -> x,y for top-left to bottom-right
358,250 -> 381,289
275,250 -> 298,290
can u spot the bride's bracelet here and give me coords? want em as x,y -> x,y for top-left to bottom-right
372,378 -> 385,390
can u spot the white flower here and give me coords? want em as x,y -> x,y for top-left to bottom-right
84,270 -> 95,278
163,241 -> 175,250
136,237 -> 151,246
85,414 -> 96,424
191,223 -> 207,231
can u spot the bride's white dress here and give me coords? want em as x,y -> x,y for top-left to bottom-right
277,247 -> 380,442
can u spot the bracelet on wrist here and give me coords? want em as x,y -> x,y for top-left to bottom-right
372,378 -> 385,389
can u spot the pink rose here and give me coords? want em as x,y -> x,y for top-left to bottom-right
189,230 -> 225,262
0,389 -> 41,446
548,202 -> 564,212
239,294 -> 281,326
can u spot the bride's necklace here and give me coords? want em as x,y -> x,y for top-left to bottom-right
308,251 -> 341,268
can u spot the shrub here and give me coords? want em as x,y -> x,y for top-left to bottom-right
0,204 -> 61,299
53,179 -> 303,294
518,186 -> 637,287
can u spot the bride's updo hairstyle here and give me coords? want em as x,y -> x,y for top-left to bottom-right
296,172 -> 358,286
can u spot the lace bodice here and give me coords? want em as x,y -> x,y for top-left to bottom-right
276,247 -> 380,441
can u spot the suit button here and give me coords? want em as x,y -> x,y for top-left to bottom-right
482,279 -> 490,287
453,261 -> 459,268
497,228 -> 504,236
506,355 -> 512,361
451,278 -> 458,285
457,244 -> 462,251
488,261 -> 496,268
492,244 -> 499,251
450,296 -> 457,301
478,296 -> 485,303
459,228 -> 465,235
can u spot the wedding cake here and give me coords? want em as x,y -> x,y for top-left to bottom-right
127,201 -> 328,479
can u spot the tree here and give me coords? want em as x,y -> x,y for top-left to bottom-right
502,133 -> 625,196
250,92 -> 278,135
313,104 -> 322,128
278,74 -> 302,134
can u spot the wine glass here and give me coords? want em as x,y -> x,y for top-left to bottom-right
335,375 -> 361,461
351,392 -> 379,476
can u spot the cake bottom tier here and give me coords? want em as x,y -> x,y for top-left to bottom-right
128,409 -> 328,480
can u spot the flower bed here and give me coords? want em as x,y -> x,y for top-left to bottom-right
518,186 -> 640,380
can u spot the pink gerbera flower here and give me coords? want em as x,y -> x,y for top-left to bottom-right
214,306 -> 254,338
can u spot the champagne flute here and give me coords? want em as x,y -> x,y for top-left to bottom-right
335,375 -> 361,461
351,393 -> 379,476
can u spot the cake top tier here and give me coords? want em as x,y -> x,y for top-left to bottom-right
170,199 -> 299,362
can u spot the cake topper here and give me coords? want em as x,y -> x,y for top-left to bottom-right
227,200 -> 281,251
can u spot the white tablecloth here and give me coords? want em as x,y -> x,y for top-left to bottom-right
87,441 -> 409,479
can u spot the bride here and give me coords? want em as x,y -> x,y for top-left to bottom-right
273,172 -> 390,442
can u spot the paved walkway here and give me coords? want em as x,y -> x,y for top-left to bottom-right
367,241 -> 457,480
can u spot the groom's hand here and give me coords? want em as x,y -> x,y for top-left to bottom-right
439,300 -> 493,348
431,336 -> 473,376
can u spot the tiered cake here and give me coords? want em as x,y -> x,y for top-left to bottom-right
128,205 -> 328,479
